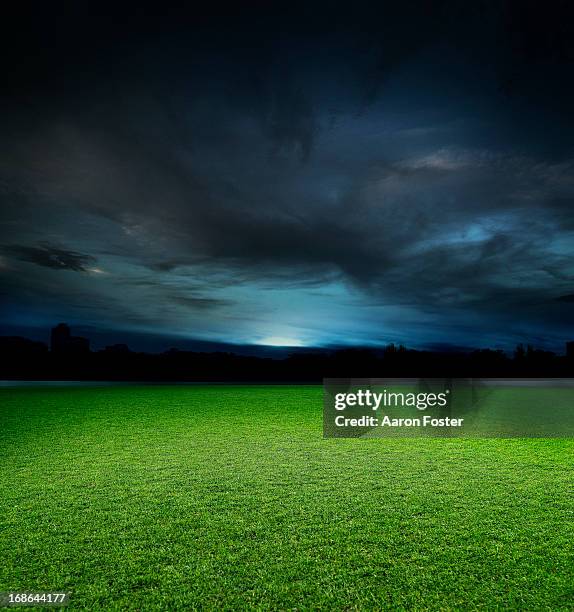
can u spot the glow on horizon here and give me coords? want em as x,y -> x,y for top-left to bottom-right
256,336 -> 306,347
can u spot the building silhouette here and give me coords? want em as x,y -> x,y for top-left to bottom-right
50,323 -> 90,354
567,341 -> 574,359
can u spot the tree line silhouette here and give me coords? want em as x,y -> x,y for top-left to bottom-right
1,326 -> 573,381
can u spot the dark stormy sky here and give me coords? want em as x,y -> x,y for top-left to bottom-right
1,1 -> 574,352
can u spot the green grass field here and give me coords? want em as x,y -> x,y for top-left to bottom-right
1,385 -> 573,610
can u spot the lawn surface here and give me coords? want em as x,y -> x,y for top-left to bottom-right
0,385 -> 573,610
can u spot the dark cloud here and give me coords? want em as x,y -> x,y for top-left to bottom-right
556,294 -> 574,303
265,84 -> 317,162
2,243 -> 97,272
170,295 -> 232,310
